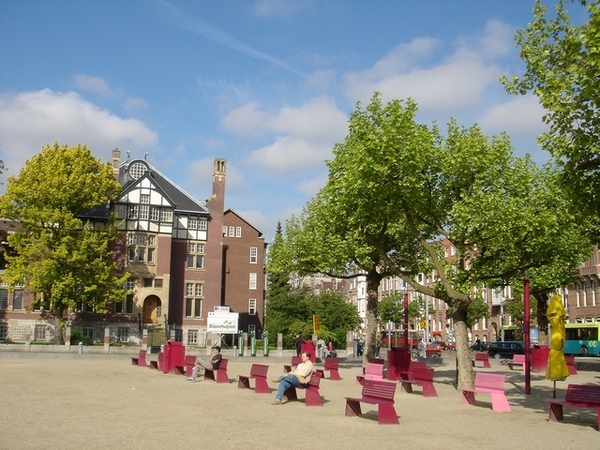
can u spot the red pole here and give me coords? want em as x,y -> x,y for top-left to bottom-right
403,293 -> 409,347
524,277 -> 531,395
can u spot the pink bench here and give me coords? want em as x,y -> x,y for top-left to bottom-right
507,354 -> 526,370
400,367 -> 438,397
283,371 -> 323,406
131,350 -> 147,367
204,358 -> 230,383
316,358 -> 342,381
472,352 -> 491,368
461,372 -> 511,412
345,379 -> 399,425
238,363 -> 270,394
356,362 -> 384,385
174,355 -> 196,377
543,384 -> 600,430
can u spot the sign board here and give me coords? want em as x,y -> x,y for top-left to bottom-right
207,311 -> 239,334
313,315 -> 320,334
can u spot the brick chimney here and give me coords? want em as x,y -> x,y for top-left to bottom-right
111,149 -> 121,182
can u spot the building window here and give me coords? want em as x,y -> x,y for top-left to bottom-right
0,289 -> 7,310
222,226 -> 228,237
185,282 -> 203,318
140,194 -> 150,204
12,290 -> 22,310
199,219 -> 207,230
236,227 -> 242,237
127,205 -> 138,219
0,323 -> 7,340
249,273 -> 257,290
117,327 -> 129,342
187,242 -> 205,270
154,279 -> 163,288
139,204 -> 149,220
126,279 -> 136,291
83,327 -> 94,341
228,226 -> 234,237
143,278 -> 153,288
115,293 -> 134,315
250,247 -> 258,264
248,324 -> 256,335
249,298 -> 256,315
188,330 -> 198,345
127,234 -> 156,263
160,208 -> 173,223
189,218 -> 197,230
34,325 -> 46,341
150,207 -> 160,222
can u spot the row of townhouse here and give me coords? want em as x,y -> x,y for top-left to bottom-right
0,150 -> 267,348
374,242 -> 600,345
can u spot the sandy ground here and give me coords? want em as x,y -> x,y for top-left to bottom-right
0,353 -> 599,450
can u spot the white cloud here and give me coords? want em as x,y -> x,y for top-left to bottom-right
223,98 -> 348,173
0,89 -> 158,178
343,21 -> 515,114
298,175 -> 327,198
73,74 -> 115,96
478,95 -> 549,161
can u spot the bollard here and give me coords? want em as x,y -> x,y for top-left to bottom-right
238,331 -> 244,357
78,342 -> 83,355
233,346 -> 238,358
250,331 -> 256,357
262,331 -> 269,357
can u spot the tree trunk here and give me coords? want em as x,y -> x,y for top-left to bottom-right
53,308 -> 65,345
453,303 -> 475,390
363,269 -> 382,366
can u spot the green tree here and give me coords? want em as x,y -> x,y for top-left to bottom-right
311,290 -> 361,346
0,143 -> 128,343
306,93 -> 590,388
501,0 -> 600,222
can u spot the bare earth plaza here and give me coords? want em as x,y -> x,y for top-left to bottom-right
1,351 -> 599,450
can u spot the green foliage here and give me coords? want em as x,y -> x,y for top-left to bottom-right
502,0 -> 600,225
70,327 -> 93,345
0,143 -> 128,331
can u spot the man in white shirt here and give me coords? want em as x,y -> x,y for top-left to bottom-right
271,351 -> 314,405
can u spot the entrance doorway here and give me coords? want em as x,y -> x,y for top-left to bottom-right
142,295 -> 162,324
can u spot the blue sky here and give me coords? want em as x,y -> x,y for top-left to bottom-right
0,1 -> 577,242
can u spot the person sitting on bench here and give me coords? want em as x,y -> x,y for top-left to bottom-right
187,346 -> 222,383
271,351 -> 314,405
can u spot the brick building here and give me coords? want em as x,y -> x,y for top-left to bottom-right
0,150 -> 265,347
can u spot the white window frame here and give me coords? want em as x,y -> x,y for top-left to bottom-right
250,247 -> 258,264
249,273 -> 257,290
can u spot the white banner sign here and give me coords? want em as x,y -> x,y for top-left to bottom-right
207,312 -> 239,334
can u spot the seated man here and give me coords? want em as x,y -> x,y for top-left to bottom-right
187,346 -> 222,383
271,351 -> 314,405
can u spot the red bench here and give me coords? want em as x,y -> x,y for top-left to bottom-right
204,358 -> 230,383
345,379 -> 399,425
400,367 -> 437,397
283,371 -> 323,406
565,355 -> 578,375
131,350 -> 147,367
507,354 -> 526,370
315,358 -> 342,381
543,384 -> 600,430
356,362 -> 384,385
174,355 -> 196,377
283,356 -> 302,373
472,352 -> 491,368
461,372 -> 510,412
149,352 -> 163,370
238,363 -> 270,394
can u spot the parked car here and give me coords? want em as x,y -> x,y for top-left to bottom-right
445,341 -> 456,351
426,341 -> 443,357
487,341 -> 525,359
